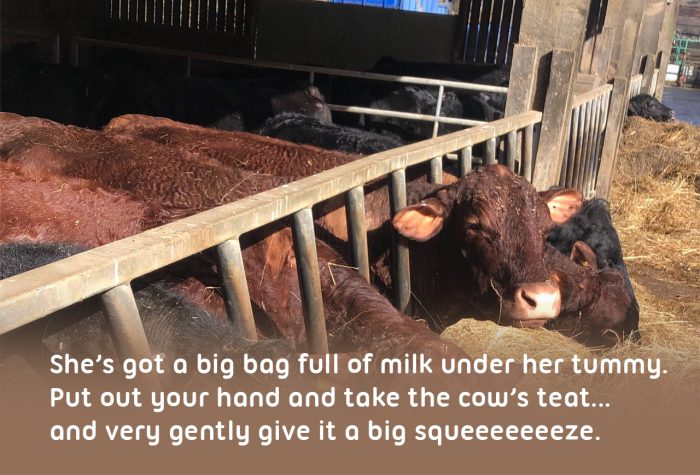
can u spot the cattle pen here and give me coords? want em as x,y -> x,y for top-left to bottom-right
0,0 -> 681,363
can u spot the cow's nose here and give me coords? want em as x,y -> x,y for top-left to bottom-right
512,282 -> 561,325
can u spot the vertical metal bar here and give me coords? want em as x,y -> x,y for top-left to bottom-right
485,137 -> 497,165
523,124 -> 533,183
389,169 -> 411,313
584,97 -> 602,197
432,84 -> 445,138
70,38 -> 79,67
309,71 -> 315,85
559,125 -> 570,187
429,157 -> 443,184
216,239 -> 257,340
345,186 -> 370,283
590,91 -> 611,195
53,34 -> 61,64
100,284 -> 160,390
566,106 -> 580,187
459,146 -> 472,177
101,284 -> 152,362
185,55 -> 192,76
506,131 -> 517,172
574,101 -> 590,190
292,208 -> 328,354
579,99 -> 596,191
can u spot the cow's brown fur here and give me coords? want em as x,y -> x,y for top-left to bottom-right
0,114 -> 466,359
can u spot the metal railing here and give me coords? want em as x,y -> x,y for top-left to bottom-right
560,83 -> 613,198
70,37 -> 508,138
629,73 -> 643,98
0,111 -> 541,366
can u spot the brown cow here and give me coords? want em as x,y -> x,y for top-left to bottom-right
0,114 -> 466,361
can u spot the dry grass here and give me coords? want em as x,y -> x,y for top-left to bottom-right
441,117 -> 700,401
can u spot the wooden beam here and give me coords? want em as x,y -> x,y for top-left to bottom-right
654,0 -> 680,100
590,26 -> 616,86
641,53 -> 656,94
532,49 -> 577,190
595,77 -> 628,199
516,0 -> 592,111
504,44 -> 538,116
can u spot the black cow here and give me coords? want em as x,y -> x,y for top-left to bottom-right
547,199 -> 640,341
627,94 -> 674,122
259,113 -> 405,154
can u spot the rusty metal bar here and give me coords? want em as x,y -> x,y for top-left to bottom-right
459,146 -> 472,177
216,239 -> 257,340
100,284 -> 160,389
100,284 -> 152,363
429,157 -> 443,184
485,137 -> 497,165
506,131 -> 517,172
389,169 -> 411,313
523,124 -> 534,183
291,208 -> 329,354
0,111 -> 543,334
345,186 -> 370,283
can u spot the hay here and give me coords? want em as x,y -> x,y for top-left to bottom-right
441,117 -> 700,401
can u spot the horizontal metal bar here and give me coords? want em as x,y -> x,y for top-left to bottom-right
73,37 -> 510,94
571,83 -> 613,108
328,104 -> 486,127
0,111 -> 542,334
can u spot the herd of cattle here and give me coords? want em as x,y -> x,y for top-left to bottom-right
0,45 -> 656,381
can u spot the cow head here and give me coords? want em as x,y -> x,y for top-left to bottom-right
392,165 -> 566,327
547,241 -> 637,345
545,198 -> 641,344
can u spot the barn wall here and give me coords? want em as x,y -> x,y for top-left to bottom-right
255,0 -> 457,70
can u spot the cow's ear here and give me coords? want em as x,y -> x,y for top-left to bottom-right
392,198 -> 448,242
570,241 -> 598,271
540,188 -> 583,224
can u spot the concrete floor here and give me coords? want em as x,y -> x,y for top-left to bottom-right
661,85 -> 700,125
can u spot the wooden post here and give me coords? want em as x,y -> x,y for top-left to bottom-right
531,49 -> 577,190
654,0 -> 680,100
504,44 -> 539,116
595,9 -> 648,200
595,78 -> 628,199
515,0 -> 592,112
590,27 -> 616,86
641,54 -> 656,94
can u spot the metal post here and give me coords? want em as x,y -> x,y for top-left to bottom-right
459,146 -> 472,177
432,85 -> 445,138
506,131 -> 517,172
100,284 -> 160,389
485,137 -> 497,165
53,34 -> 61,64
291,208 -> 329,354
71,38 -> 79,67
185,56 -> 192,76
389,169 -> 411,313
523,124 -> 534,183
345,186 -> 370,283
429,157 -> 443,184
216,239 -> 257,340
566,107 -> 580,187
